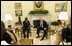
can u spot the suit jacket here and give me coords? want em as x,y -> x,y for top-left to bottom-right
38,20 -> 48,29
23,20 -> 30,28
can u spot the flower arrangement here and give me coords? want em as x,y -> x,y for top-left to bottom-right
29,10 -> 49,15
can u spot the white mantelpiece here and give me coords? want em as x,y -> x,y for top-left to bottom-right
30,14 -> 50,24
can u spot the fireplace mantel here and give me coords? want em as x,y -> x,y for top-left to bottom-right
30,14 -> 50,23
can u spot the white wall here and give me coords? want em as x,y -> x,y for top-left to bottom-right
1,1 -> 71,26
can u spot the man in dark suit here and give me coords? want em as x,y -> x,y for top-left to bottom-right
23,17 -> 30,38
36,17 -> 48,41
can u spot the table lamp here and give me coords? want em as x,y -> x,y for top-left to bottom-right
58,12 -> 68,26
5,14 -> 12,28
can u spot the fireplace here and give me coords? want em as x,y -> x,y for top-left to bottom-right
33,20 -> 40,28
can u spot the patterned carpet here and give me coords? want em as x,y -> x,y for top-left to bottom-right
15,31 -> 71,45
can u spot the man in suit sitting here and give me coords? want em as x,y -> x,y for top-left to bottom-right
23,17 -> 30,38
36,17 -> 48,41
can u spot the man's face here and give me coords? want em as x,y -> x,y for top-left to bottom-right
25,17 -> 28,20
40,18 -> 43,22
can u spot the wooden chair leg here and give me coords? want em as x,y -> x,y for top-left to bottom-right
21,32 -> 22,38
62,41 -> 64,45
67,43 -> 68,45
46,32 -> 48,39
18,31 -> 19,37
46,35 -> 47,39
30,32 -> 32,36
32,39 -> 33,45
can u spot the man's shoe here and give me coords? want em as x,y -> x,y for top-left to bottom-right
40,39 -> 44,41
27,36 -> 29,38
36,36 -> 40,38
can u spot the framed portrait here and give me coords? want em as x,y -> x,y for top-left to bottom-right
14,3 -> 22,9
34,1 -> 44,10
15,10 -> 22,16
55,3 -> 67,12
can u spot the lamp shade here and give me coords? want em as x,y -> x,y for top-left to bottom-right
5,14 -> 12,21
58,12 -> 68,20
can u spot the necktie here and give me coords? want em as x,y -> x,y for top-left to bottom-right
40,22 -> 43,27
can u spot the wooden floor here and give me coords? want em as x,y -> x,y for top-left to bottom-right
15,31 -> 71,45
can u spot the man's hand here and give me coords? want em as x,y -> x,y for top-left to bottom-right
32,25 -> 34,27
30,25 -> 34,27
44,28 -> 46,30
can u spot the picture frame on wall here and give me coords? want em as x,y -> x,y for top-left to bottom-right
34,1 -> 44,10
14,3 -> 22,9
15,10 -> 22,16
55,3 -> 67,12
